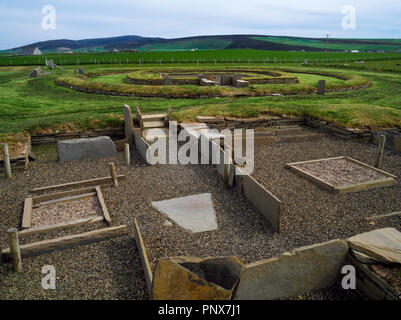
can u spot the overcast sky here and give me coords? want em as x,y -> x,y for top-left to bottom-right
0,0 -> 400,49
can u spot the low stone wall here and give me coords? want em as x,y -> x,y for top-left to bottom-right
31,128 -> 125,145
305,117 -> 372,141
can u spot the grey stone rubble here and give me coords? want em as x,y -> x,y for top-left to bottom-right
57,136 -> 117,162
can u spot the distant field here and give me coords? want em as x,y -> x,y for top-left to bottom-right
252,37 -> 401,52
1,49 -> 401,66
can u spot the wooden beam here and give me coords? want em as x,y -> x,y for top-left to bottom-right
30,175 -> 125,193
39,192 -> 96,206
346,157 -> 397,179
95,186 -> 112,226
2,225 -> 128,261
336,177 -> 396,194
18,216 -> 104,238
22,197 -> 33,229
375,135 -> 386,169
285,156 -> 345,168
134,218 -> 153,295
365,211 -> 401,221
287,164 -> 336,192
32,186 -> 96,205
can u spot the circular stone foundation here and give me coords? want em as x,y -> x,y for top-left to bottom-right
56,67 -> 370,98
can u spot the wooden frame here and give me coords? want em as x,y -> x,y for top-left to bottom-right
2,225 -> 128,262
286,156 -> 397,194
22,186 -> 112,231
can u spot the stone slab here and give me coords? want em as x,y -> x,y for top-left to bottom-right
152,256 -> 244,300
347,228 -> 401,264
57,136 -> 117,162
152,193 -> 218,233
242,175 -> 281,232
143,128 -> 169,142
134,131 -> 151,164
234,239 -> 349,300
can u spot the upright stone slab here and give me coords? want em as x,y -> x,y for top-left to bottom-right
152,256 -> 245,300
57,136 -> 117,162
234,239 -> 349,300
317,80 -> 326,95
29,68 -> 41,78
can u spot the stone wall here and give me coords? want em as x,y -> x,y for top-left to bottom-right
31,128 -> 125,145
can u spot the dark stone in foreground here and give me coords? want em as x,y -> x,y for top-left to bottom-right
57,136 -> 117,162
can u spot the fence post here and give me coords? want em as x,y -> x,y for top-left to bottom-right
1,143 -> 12,179
8,228 -> 22,272
375,135 -> 386,169
124,143 -> 131,166
109,163 -> 118,188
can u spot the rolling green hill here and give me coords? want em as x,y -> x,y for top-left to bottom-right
4,35 -> 401,54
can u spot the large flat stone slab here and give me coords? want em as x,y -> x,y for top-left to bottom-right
57,136 -> 117,162
234,239 -> 348,300
152,193 -> 217,233
347,228 -> 401,264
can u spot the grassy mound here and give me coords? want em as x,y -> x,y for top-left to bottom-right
56,67 -> 369,98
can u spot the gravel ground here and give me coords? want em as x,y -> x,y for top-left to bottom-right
294,158 -> 386,187
252,134 -> 401,241
0,132 -> 400,300
32,196 -> 102,227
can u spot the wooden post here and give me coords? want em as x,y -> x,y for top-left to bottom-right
123,104 -> 135,146
109,163 -> 118,188
167,106 -> 172,122
124,143 -> 130,166
8,228 -> 22,272
24,152 -> 29,171
375,134 -> 386,169
1,143 -> 12,179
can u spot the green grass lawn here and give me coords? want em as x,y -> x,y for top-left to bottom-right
0,63 -> 400,135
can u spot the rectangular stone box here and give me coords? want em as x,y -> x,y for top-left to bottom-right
286,156 -> 397,193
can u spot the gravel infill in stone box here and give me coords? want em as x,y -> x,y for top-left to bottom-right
294,158 -> 387,187
32,196 -> 103,227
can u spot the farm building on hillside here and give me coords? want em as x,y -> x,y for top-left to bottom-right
21,47 -> 42,55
